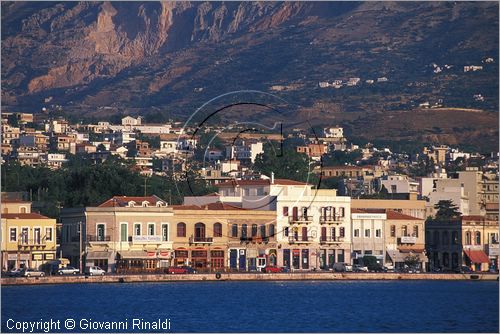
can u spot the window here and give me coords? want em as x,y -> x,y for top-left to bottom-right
231,224 -> 238,238
283,207 -> 289,216
20,207 -> 27,213
21,227 -> 28,244
321,227 -> 327,241
339,227 -> 345,238
451,231 -> 458,245
251,224 -> 258,237
148,223 -> 155,236
120,223 -> 128,242
177,223 -> 186,237
9,228 -> 16,242
390,225 -> 396,237
284,227 -> 289,237
442,231 -> 449,245
213,223 -> 222,237
269,224 -> 275,238
241,224 -> 248,238
413,225 -> 419,237
45,227 -> 52,241
340,207 -> 345,217
97,224 -> 105,241
133,223 -> 141,236
161,224 -> 168,241
292,207 -> 298,220
365,229 -> 371,238
331,227 -> 336,238
475,231 -> 481,245
34,227 -> 41,244
354,229 -> 360,237
465,232 -> 471,245
402,225 -> 408,237
434,231 -> 440,245
302,227 -> 308,241
260,225 -> 266,238
375,229 -> 381,238
302,207 -> 308,220
194,223 -> 206,240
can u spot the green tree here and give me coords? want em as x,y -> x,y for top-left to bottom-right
254,143 -> 315,183
323,150 -> 362,166
7,114 -> 19,127
434,200 -> 461,220
404,254 -> 421,269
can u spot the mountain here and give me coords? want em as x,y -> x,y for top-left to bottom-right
1,1 -> 498,151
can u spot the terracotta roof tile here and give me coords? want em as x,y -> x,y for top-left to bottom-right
386,210 -> 422,220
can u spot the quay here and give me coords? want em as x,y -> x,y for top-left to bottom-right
2,272 -> 498,286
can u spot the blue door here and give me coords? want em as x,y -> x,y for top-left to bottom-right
229,249 -> 237,269
283,249 -> 291,268
239,250 -> 246,271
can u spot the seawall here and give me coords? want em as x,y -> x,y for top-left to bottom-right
1,272 -> 498,286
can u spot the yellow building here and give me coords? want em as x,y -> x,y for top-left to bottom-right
1,200 -> 57,270
461,215 -> 499,271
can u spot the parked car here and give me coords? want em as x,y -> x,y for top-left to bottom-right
87,266 -> 105,276
57,266 -> 80,275
384,265 -> 395,272
7,268 -> 24,277
332,262 -> 350,272
23,268 -> 45,277
261,266 -> 284,273
353,264 -> 369,272
167,266 -> 196,274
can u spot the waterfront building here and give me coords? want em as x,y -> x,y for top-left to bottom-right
60,195 -> 173,273
385,210 -> 427,271
352,198 -> 428,219
461,215 -> 498,271
1,200 -> 57,270
171,204 -> 276,271
351,209 -> 386,266
425,219 -> 462,271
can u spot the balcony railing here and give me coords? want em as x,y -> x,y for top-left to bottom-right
288,216 -> 313,224
18,239 -> 46,247
319,216 -> 343,224
189,236 -> 213,244
86,235 -> 111,242
320,236 -> 344,244
288,235 -> 312,243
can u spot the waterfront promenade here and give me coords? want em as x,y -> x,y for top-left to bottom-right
2,272 -> 498,285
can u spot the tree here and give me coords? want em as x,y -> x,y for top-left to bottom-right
404,254 -> 421,269
7,114 -> 19,127
253,143 -> 316,183
434,200 -> 461,220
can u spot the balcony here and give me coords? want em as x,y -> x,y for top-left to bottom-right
86,235 -> 111,242
320,236 -> 344,244
288,235 -> 312,244
288,216 -> 313,224
319,216 -> 343,224
18,239 -> 46,247
189,236 -> 213,244
240,236 -> 270,244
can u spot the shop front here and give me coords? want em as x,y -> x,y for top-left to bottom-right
191,249 -> 208,270
116,250 -> 173,273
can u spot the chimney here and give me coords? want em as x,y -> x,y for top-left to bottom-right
271,172 -> 275,184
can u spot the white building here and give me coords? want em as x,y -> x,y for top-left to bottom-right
381,175 -> 419,194
324,127 -> 344,139
225,141 -> 263,163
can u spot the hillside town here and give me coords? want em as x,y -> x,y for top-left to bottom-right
1,110 -> 498,276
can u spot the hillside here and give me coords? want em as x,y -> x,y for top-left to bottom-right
1,1 -> 498,151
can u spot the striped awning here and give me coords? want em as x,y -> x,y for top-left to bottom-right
118,251 -> 148,259
86,251 -> 110,260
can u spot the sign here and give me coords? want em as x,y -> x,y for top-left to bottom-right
159,251 -> 171,257
401,236 -> 417,244
7,254 -> 18,261
147,252 -> 156,257
352,213 -> 386,220
489,245 -> 499,257
132,235 -> 162,243
44,253 -> 55,260
32,254 -> 43,260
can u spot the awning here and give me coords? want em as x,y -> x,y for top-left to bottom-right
399,245 -> 425,253
118,251 -> 148,259
464,249 -> 489,263
86,251 -> 110,260
387,250 -> 428,263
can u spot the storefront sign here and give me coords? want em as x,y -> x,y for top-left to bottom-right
32,254 -> 43,260
489,245 -> 499,256
401,236 -> 417,244
7,254 -> 18,261
352,213 -> 387,220
132,235 -> 162,243
147,252 -> 156,257
44,253 -> 55,260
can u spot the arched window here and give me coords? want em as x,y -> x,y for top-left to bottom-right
402,225 -> 408,237
20,207 -> 27,213
260,225 -> 266,238
475,231 -> 481,245
390,225 -> 396,237
231,224 -> 238,238
241,224 -> 248,238
213,223 -> 222,237
465,232 -> 471,245
413,225 -> 419,237
177,222 -> 186,237
194,223 -> 206,241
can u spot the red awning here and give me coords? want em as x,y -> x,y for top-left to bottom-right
464,249 -> 489,263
